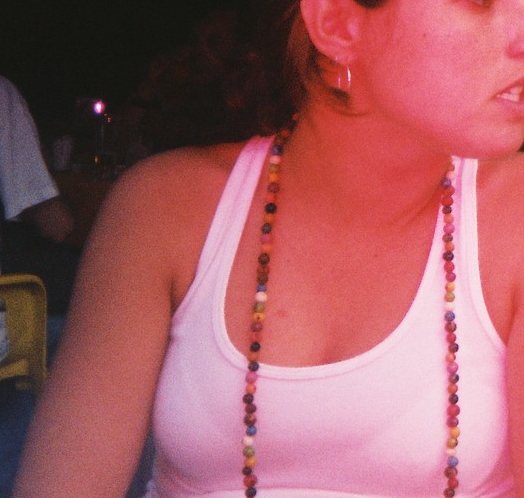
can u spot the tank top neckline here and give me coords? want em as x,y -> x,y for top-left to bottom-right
174,137 -> 501,380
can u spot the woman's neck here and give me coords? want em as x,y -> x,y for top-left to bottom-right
283,104 -> 453,227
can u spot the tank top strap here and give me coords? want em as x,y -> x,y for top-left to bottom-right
195,135 -> 274,280
458,156 -> 504,349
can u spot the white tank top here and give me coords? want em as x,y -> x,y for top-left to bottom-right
146,136 -> 515,497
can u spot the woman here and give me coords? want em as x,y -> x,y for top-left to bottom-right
14,0 -> 524,496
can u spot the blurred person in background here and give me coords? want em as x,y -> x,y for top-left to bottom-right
0,75 -> 73,244
0,74 -> 76,498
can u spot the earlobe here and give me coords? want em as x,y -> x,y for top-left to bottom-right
300,0 -> 364,64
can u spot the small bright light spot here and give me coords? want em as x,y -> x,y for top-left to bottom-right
93,100 -> 106,114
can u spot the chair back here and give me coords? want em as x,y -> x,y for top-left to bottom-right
0,273 -> 47,394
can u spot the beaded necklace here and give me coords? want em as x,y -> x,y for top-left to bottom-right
240,127 -> 460,498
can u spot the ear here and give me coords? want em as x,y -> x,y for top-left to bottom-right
300,0 -> 365,64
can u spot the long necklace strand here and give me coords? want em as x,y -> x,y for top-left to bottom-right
241,132 -> 460,498
241,128 -> 289,498
441,163 -> 461,497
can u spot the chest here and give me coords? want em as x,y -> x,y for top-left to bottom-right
158,207 -> 514,495
224,197 -> 444,367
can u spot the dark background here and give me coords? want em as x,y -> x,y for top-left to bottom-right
0,0 -> 247,134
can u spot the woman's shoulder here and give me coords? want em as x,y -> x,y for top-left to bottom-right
479,152 -> 524,220
121,141 -> 247,197
478,152 -> 524,259
104,140 -> 248,226
92,140 -> 251,303
477,152 -> 524,341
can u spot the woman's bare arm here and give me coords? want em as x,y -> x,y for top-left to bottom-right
508,277 -> 524,497
13,159 -> 181,498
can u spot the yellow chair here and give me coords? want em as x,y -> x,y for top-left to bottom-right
0,273 -> 47,394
